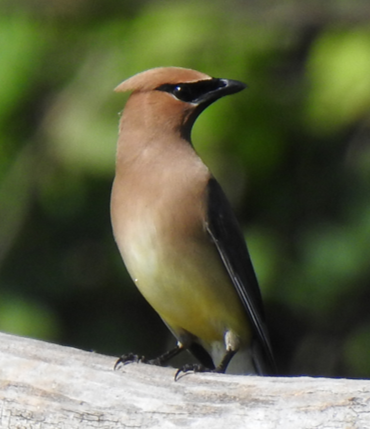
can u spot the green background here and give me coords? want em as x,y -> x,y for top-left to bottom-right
1,0 -> 370,377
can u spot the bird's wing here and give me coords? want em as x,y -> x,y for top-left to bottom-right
205,178 -> 276,374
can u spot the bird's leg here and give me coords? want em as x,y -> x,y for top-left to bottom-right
114,344 -> 184,370
216,348 -> 236,373
174,349 -> 236,381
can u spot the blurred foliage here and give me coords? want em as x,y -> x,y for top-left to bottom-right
1,0 -> 370,378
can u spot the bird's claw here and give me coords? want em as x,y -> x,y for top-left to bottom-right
114,353 -> 148,370
174,363 -> 208,381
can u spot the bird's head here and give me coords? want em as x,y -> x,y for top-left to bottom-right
115,67 -> 246,141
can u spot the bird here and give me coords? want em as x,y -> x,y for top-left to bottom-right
110,67 -> 276,378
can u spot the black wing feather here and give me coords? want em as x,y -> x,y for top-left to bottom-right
206,178 -> 276,374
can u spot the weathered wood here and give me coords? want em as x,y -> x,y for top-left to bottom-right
0,331 -> 369,428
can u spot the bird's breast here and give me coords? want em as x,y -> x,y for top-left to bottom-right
111,158 -> 250,345
111,167 -> 208,293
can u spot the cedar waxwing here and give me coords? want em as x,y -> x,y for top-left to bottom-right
111,67 -> 276,377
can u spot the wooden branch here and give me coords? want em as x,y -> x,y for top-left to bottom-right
0,331 -> 368,428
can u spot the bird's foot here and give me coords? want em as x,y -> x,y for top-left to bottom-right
114,353 -> 150,370
174,363 -> 215,381
114,353 -> 145,370
115,345 -> 184,371
114,353 -> 170,370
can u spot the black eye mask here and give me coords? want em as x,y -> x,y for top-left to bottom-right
156,79 -> 227,103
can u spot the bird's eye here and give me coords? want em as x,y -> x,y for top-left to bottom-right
173,85 -> 194,102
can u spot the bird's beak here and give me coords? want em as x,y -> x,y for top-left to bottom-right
195,78 -> 247,106
218,79 -> 247,96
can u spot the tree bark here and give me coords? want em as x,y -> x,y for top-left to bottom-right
0,331 -> 369,428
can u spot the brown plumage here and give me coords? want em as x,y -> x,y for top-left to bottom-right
111,67 -> 275,376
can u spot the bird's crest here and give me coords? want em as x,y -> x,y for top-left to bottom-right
115,67 -> 212,93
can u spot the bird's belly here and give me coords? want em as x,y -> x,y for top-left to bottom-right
119,222 -> 250,345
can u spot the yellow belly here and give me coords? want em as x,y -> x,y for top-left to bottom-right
121,228 -> 251,346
